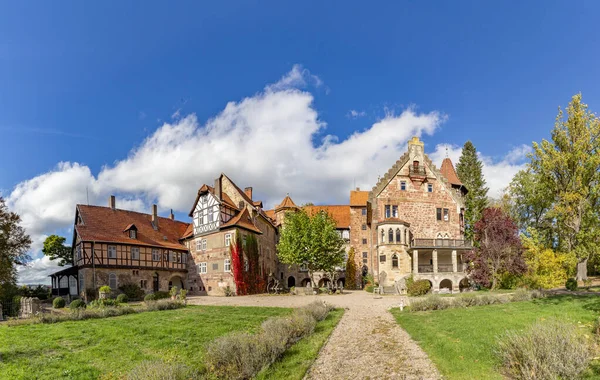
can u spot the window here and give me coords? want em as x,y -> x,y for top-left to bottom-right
196,240 -> 202,251
224,259 -> 231,272
140,280 -> 147,289
436,208 -> 442,221
109,273 -> 117,289
443,208 -> 449,222
400,181 -> 406,191
361,208 -> 367,216
362,252 -> 368,258
182,253 -> 187,264
244,259 -> 249,272
225,233 -> 232,247
404,230 -> 408,244
361,224 -> 367,230
380,255 -> 386,262
202,239 -> 207,250
363,258 -> 368,264
380,229 -> 385,243
198,262 -> 207,274
152,248 -> 160,261
392,205 -> 398,218
392,254 -> 399,269
385,205 -> 391,218
108,245 -> 117,259
212,263 -> 219,271
342,230 -> 350,240
300,262 -> 308,272
362,238 -> 367,245
79,272 -> 84,293
388,228 -> 393,243
131,247 -> 140,260
129,229 -> 137,239
208,210 -> 214,223
396,228 -> 401,243
427,183 -> 433,193
76,245 -> 81,260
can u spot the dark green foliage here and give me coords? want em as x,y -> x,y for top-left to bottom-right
42,235 -> 72,266
407,279 -> 431,296
154,291 -> 170,300
52,297 -> 66,308
345,247 -> 357,289
565,278 -> 578,291
116,294 -> 129,303
118,283 -> 145,300
69,299 -> 86,309
0,197 -> 32,291
365,285 -> 374,293
88,298 -> 118,308
456,141 -> 489,241
144,293 -> 157,301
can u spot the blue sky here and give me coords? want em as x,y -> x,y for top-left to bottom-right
2,1 -> 599,283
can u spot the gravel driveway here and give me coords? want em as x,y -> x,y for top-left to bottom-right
188,291 -> 440,379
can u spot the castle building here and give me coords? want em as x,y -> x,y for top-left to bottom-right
50,137 -> 469,297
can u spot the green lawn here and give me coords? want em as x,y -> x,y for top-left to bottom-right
391,295 -> 600,380
0,305 -> 290,379
256,308 -> 344,380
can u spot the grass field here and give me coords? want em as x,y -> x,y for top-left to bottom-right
391,294 -> 600,379
0,305 -> 291,379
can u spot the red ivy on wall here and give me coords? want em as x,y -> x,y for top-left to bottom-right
230,230 -> 267,295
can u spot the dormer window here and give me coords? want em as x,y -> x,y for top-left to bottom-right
124,224 -> 138,239
129,230 -> 137,239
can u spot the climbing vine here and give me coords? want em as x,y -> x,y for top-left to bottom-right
230,229 -> 266,295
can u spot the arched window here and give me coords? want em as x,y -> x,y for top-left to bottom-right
109,273 -> 117,289
396,228 -> 401,243
392,254 -> 399,269
388,228 -> 393,243
381,229 -> 385,244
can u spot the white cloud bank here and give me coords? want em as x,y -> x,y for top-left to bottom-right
6,65 -> 528,284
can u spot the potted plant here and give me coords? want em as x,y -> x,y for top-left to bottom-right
99,286 -> 112,299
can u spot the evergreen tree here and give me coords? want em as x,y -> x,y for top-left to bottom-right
345,247 -> 357,289
456,141 -> 489,241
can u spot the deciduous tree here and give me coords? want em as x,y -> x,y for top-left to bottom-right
42,235 -> 72,266
456,141 -> 489,241
0,197 -> 32,290
464,208 -> 526,290
277,209 -> 345,287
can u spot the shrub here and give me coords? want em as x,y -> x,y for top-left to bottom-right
565,278 -> 578,291
85,287 -> 98,300
154,291 -> 170,300
288,310 -> 317,341
116,294 -> 129,304
224,286 -> 234,297
99,285 -> 112,294
52,297 -> 66,309
178,289 -> 187,301
69,299 -> 86,309
301,301 -> 332,322
119,283 -> 145,301
88,298 -> 118,308
127,361 -> 198,380
583,278 -> 593,289
496,320 -> 592,380
407,279 -> 431,296
144,293 -> 157,302
169,286 -> 179,298
511,288 -> 533,302
145,300 -> 184,311
289,286 -> 296,294
205,332 -> 265,380
499,272 -> 521,289
409,295 -> 449,311
365,285 -> 374,293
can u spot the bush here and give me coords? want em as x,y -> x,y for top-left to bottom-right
178,289 -> 187,301
566,278 -> 578,291
499,272 -> 521,289
224,286 -> 234,297
365,285 -> 374,293
154,291 -> 170,300
118,283 -> 145,301
116,294 -> 129,304
127,361 -> 198,380
69,299 -> 86,309
52,297 -> 66,309
301,301 -> 332,322
407,279 -> 431,296
99,285 -> 112,294
511,288 -> 533,302
145,300 -> 184,311
496,320 -> 592,380
88,298 -> 118,308
144,293 -> 157,302
169,286 -> 179,298
410,295 -> 449,311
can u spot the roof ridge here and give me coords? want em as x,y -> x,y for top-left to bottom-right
78,204 -> 187,225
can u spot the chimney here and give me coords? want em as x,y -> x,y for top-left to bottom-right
170,209 -> 175,220
152,204 -> 158,230
214,177 -> 221,201
355,187 -> 360,191
109,195 -> 116,210
244,187 -> 253,200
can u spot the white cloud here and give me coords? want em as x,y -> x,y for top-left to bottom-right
428,144 -> 531,198
16,256 -> 61,285
265,64 -> 323,92
347,109 -> 367,119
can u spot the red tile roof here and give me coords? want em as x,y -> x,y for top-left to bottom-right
264,209 -> 276,221
440,158 -> 463,186
76,205 -> 190,250
303,205 -> 350,229
350,190 -> 369,206
221,208 -> 262,234
275,194 -> 298,210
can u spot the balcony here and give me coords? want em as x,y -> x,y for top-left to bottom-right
411,239 -> 472,249
409,166 -> 427,177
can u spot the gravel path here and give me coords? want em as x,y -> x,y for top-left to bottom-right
188,291 -> 440,379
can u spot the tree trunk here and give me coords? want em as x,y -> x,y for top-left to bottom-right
576,258 -> 588,281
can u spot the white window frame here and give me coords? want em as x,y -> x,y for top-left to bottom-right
152,248 -> 160,261
196,240 -> 202,252
129,229 -> 137,239
109,273 -> 117,289
224,258 -> 231,272
202,239 -> 207,250
108,245 -> 117,259
131,246 -> 140,260
225,233 -> 232,247
198,262 -> 207,274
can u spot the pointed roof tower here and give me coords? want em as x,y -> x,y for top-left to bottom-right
440,157 -> 467,193
275,194 -> 298,211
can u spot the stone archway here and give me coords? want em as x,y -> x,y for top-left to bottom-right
439,279 -> 452,292
318,278 -> 331,288
169,275 -> 184,291
301,278 -> 312,287
459,277 -> 471,292
287,276 -> 296,288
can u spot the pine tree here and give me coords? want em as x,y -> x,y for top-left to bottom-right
345,247 -> 357,289
456,141 -> 489,241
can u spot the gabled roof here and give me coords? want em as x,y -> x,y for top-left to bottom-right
350,190 -> 369,206
275,194 -> 298,211
221,208 -> 262,234
440,158 -> 463,186
75,205 -> 190,250
188,184 -> 238,217
264,209 -> 276,221
303,205 -> 350,229
123,223 -> 137,232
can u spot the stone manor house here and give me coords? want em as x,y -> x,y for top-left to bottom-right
50,137 -> 472,297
